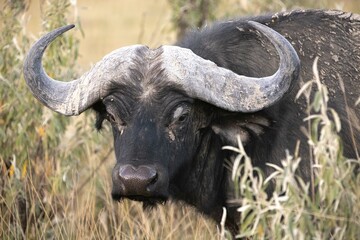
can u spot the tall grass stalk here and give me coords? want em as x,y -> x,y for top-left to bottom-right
226,58 -> 360,239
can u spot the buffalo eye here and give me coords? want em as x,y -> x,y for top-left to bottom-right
178,113 -> 188,122
172,105 -> 190,124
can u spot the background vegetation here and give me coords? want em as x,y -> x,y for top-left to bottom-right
0,0 -> 359,239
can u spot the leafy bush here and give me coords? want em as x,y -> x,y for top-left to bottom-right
0,0 -> 83,238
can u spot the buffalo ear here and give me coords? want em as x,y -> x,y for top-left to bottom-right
92,101 -> 107,130
211,114 -> 271,147
211,121 -> 249,147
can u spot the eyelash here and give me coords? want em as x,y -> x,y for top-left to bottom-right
177,112 -> 189,122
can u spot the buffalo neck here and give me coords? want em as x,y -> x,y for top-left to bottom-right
170,128 -> 235,223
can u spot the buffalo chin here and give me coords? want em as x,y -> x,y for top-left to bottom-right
111,193 -> 167,208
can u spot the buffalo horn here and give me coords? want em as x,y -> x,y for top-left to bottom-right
161,21 -> 300,112
23,25 -> 145,116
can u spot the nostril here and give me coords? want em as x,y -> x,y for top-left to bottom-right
118,165 -> 136,180
148,172 -> 158,185
118,164 -> 159,194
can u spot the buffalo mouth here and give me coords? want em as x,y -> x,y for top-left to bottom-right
111,193 -> 168,207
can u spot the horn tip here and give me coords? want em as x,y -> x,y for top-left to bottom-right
64,24 -> 76,31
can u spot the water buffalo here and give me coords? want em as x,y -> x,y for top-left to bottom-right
24,9 -> 359,230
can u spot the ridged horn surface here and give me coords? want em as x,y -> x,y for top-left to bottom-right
23,25 -> 146,115
161,21 -> 300,112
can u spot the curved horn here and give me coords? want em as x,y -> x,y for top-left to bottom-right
24,25 -> 145,116
162,21 -> 300,112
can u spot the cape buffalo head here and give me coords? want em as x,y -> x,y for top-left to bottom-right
23,23 -> 300,208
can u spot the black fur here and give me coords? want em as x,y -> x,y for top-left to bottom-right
178,9 -> 360,179
92,10 -> 360,231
